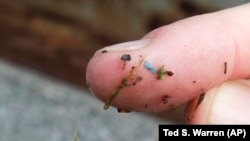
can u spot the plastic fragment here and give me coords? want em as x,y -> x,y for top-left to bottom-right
143,60 -> 156,74
121,54 -> 131,61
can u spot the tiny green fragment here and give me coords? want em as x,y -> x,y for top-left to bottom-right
103,55 -> 145,110
157,66 -> 165,80
103,86 -> 123,110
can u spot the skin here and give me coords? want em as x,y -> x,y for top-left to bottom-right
86,3 -> 250,124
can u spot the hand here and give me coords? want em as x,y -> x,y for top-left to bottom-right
86,3 -> 250,124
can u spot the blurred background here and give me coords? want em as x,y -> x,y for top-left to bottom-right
0,0 -> 249,140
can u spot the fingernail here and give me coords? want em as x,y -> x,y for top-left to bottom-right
95,39 -> 151,55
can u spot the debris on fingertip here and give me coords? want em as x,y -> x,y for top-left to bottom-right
157,66 -> 165,80
121,54 -> 132,70
224,61 -> 227,74
165,71 -> 174,76
117,108 -> 131,113
144,60 -> 156,74
161,95 -> 172,104
101,50 -> 108,53
121,54 -> 131,61
103,55 -> 146,110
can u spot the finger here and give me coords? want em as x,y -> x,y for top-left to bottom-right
86,4 -> 250,112
185,79 -> 250,124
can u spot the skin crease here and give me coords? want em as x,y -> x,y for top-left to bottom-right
86,4 -> 250,113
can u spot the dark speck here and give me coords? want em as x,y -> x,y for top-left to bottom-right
224,62 -> 227,74
101,50 -> 108,53
165,71 -> 174,76
162,95 -> 172,104
117,108 -> 131,113
121,54 -> 131,61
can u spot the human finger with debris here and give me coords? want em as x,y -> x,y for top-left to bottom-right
86,3 -> 250,124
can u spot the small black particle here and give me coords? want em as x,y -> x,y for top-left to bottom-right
101,50 -> 108,53
165,71 -> 174,76
224,62 -> 227,74
162,95 -> 172,104
121,54 -> 131,61
132,76 -> 143,86
117,108 -> 131,113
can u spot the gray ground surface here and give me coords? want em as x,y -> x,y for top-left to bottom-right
0,59 -> 184,141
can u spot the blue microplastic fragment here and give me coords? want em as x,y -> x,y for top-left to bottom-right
144,60 -> 156,74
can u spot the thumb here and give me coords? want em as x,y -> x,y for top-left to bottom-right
86,4 -> 250,112
185,79 -> 250,124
